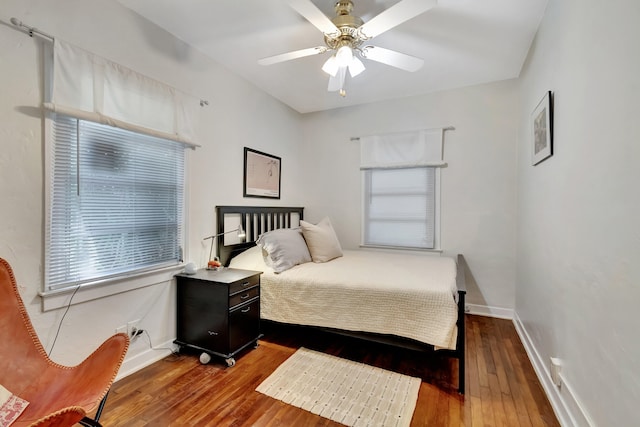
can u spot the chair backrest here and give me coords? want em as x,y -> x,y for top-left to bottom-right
0,258 -> 51,395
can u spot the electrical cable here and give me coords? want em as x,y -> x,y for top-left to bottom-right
47,287 -> 177,358
142,329 -> 178,355
48,283 -> 81,357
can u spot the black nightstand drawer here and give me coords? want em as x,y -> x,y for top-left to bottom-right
229,286 -> 260,309
229,274 -> 260,295
229,298 -> 260,353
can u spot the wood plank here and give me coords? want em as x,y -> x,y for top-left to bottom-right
488,373 -> 509,427
466,318 -> 481,398
447,394 -> 463,427
98,315 -> 560,427
469,395 -> 484,427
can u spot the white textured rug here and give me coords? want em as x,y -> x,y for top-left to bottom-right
256,347 -> 421,427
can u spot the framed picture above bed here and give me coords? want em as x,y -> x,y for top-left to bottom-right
531,91 -> 553,165
243,147 -> 281,199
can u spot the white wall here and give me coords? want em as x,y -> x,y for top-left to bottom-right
0,0 -> 302,373
8,4 -> 637,424
515,0 -> 640,425
300,81 -> 520,312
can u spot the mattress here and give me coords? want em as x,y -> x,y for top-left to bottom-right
229,247 -> 459,350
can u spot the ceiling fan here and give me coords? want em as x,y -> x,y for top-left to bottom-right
258,0 -> 437,96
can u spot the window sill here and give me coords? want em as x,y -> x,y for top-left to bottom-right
39,264 -> 185,312
359,244 -> 443,254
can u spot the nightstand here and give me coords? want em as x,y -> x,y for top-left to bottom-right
174,268 -> 262,367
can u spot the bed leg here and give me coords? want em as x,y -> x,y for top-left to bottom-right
457,290 -> 466,395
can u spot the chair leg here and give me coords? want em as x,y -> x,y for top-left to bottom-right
94,391 -> 110,421
79,417 -> 102,427
78,391 -> 109,427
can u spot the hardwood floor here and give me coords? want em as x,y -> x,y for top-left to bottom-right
98,315 -> 559,426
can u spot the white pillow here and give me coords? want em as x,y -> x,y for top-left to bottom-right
300,217 -> 343,263
256,228 -> 312,273
228,245 -> 266,271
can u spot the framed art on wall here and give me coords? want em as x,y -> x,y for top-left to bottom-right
243,147 -> 281,199
532,91 -> 553,165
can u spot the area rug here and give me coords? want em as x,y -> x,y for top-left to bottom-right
256,347 -> 421,427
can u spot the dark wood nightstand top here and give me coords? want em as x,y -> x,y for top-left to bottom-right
176,267 -> 262,284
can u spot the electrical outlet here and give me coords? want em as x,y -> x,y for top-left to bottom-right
127,319 -> 141,338
130,328 -> 144,341
115,325 -> 127,335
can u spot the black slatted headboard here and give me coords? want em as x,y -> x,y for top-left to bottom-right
215,206 -> 304,266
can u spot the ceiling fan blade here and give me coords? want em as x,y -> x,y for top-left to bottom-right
258,46 -> 328,66
361,46 -> 424,72
288,0 -> 340,35
358,0 -> 437,39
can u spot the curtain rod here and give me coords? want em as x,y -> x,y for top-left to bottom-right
350,126 -> 455,141
9,17 -> 54,42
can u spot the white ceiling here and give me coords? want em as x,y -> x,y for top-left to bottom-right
116,0 -> 547,114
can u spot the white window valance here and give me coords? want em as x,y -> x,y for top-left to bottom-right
44,39 -> 200,147
359,128 -> 447,169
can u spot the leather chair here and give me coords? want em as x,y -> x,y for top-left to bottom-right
0,258 -> 129,427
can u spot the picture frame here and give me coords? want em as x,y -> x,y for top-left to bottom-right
531,91 -> 553,165
243,147 -> 281,199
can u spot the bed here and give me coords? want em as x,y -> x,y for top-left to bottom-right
215,205 -> 468,394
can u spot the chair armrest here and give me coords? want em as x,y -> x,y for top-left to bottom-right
40,333 -> 130,414
69,333 -> 130,410
23,405 -> 86,427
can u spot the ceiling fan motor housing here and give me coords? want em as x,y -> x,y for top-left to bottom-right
335,0 -> 354,15
325,0 -> 365,50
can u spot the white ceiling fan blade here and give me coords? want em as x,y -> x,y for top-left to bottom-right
361,46 -> 424,72
258,46 -> 328,66
359,0 -> 437,39
288,0 -> 340,35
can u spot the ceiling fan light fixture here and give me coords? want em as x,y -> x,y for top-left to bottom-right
328,66 -> 347,93
322,55 -> 339,76
348,56 -> 365,77
335,45 -> 353,67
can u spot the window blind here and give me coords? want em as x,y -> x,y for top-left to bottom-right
43,39 -> 200,147
46,115 -> 185,290
363,167 -> 436,249
359,128 -> 445,169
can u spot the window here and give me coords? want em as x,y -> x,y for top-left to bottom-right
362,167 -> 438,249
359,128 -> 448,251
45,114 -> 185,291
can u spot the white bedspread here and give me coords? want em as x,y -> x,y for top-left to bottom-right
230,248 -> 459,350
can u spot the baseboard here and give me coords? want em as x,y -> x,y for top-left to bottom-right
513,313 -> 594,427
465,303 -> 513,319
115,338 -> 178,382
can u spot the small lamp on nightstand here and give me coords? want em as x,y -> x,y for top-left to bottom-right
203,225 -> 246,269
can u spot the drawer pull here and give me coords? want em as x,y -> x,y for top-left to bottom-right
240,293 -> 250,300
241,306 -> 251,313
241,281 -> 251,287
208,331 -> 219,336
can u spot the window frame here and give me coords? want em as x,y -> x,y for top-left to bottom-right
40,112 -> 188,309
360,166 -> 441,252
